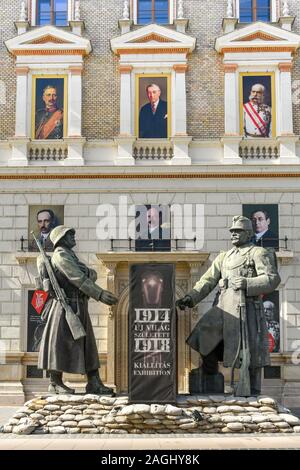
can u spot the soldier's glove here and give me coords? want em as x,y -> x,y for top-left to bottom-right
99,290 -> 118,306
231,276 -> 247,291
176,295 -> 194,310
88,268 -> 98,282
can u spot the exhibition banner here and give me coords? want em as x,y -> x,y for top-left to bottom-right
129,264 -> 176,403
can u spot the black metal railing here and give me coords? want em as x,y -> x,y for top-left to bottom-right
18,236 -> 290,253
108,237 -> 197,252
253,236 -> 289,251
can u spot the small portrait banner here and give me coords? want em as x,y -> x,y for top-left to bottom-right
243,204 -> 279,250
32,75 -> 67,140
136,74 -> 170,139
240,73 -> 275,138
262,291 -> 280,353
28,205 -> 64,252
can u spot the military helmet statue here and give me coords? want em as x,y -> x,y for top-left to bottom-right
229,216 -> 254,235
50,225 -> 75,247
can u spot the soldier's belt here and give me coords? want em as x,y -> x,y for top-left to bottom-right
218,278 -> 259,299
65,293 -> 85,302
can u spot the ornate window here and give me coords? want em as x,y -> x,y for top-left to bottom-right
239,0 -> 271,22
137,0 -> 170,24
36,0 -> 68,26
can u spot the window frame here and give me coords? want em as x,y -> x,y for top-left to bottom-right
237,0 -> 277,23
32,0 -> 73,26
133,0 -> 175,25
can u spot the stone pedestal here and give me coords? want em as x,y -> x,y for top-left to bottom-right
174,18 -> 189,34
9,138 -> 29,166
69,20 -> 85,36
64,137 -> 86,166
221,136 -> 242,164
118,18 -> 132,35
189,367 -> 224,394
278,16 -> 295,31
222,17 -> 238,34
114,137 -> 136,165
171,136 -> 192,165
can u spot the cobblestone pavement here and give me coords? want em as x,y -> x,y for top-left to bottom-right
0,432 -> 300,450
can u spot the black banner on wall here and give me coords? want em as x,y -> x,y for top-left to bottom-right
128,264 -> 176,403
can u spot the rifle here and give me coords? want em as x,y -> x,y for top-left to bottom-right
235,283 -> 251,397
31,232 -> 86,341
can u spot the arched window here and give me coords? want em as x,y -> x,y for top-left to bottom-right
239,0 -> 271,22
137,0 -> 169,24
36,0 -> 68,26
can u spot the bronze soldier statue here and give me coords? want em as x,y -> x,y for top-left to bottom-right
176,216 -> 281,396
36,226 -> 118,395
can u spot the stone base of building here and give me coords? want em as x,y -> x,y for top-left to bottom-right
0,382 -> 25,406
1,394 -> 300,435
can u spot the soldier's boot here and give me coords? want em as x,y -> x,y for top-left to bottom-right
48,371 -> 75,395
86,370 -> 115,396
250,368 -> 262,396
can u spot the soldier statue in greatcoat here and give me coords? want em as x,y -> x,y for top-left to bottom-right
177,216 -> 281,396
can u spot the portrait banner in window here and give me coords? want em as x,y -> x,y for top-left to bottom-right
136,75 -> 171,139
32,75 -> 67,139
243,204 -> 279,250
240,73 -> 275,139
262,291 -> 280,353
28,205 -> 64,252
135,204 -> 171,252
128,264 -> 176,403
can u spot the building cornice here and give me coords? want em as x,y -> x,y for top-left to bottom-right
215,21 -> 300,55
5,25 -> 92,57
0,172 -> 300,180
111,23 -> 196,56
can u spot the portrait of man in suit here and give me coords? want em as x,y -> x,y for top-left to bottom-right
29,206 -> 63,252
250,209 -> 278,250
135,205 -> 171,252
138,81 -> 168,139
243,204 -> 279,250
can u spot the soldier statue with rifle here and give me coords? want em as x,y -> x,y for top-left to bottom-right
176,216 -> 281,396
33,226 -> 118,395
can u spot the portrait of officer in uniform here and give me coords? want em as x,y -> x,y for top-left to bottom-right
34,79 -> 65,140
138,78 -> 168,139
263,299 -> 280,353
242,76 -> 273,138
